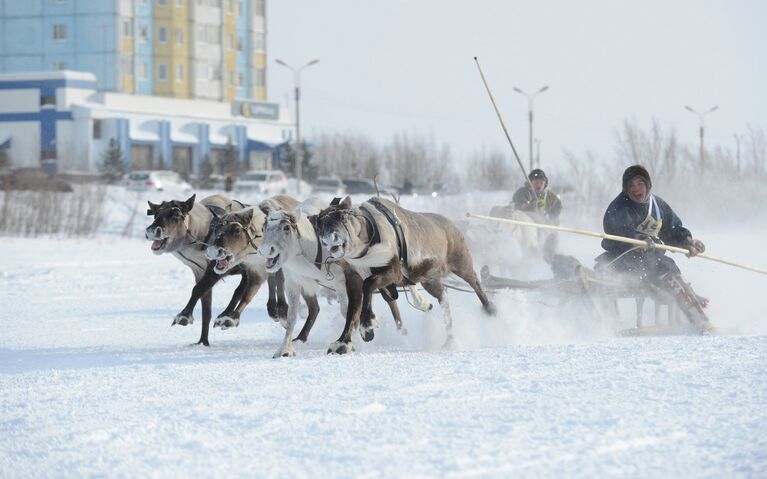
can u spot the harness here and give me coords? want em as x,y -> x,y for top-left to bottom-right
635,195 -> 663,239
367,197 -> 409,271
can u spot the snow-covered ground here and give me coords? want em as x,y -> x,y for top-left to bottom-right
1,187 -> 766,478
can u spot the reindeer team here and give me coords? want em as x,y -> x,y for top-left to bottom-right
146,191 -> 495,356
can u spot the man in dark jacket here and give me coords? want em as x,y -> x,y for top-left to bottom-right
595,165 -> 710,330
511,169 -> 562,224
509,169 -> 563,261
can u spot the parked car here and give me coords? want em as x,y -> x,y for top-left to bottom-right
125,170 -> 192,193
235,170 -> 288,195
1,167 -> 73,192
342,178 -> 399,196
312,176 -> 346,196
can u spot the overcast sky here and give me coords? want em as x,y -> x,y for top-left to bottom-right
267,0 -> 766,169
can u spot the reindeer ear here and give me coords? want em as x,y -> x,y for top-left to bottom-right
206,204 -> 225,219
182,194 -> 196,213
235,208 -> 254,225
307,214 -> 318,230
147,201 -> 161,216
288,206 -> 303,223
258,200 -> 273,217
340,196 -> 353,209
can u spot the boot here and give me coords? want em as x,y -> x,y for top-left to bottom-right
659,273 -> 713,333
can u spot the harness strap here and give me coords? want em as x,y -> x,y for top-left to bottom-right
314,230 -> 323,270
368,198 -> 408,271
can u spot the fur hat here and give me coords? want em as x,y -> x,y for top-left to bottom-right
622,165 -> 652,193
528,168 -> 548,186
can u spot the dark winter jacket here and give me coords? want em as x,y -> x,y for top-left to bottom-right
511,186 -> 562,224
601,192 -> 691,255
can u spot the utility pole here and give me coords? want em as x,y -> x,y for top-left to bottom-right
513,85 -> 549,171
733,133 -> 743,175
275,58 -> 319,194
534,138 -> 541,168
685,105 -> 718,172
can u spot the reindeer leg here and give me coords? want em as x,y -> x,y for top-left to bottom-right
267,270 -> 288,321
214,272 -> 248,328
328,269 -> 363,355
381,287 -> 406,334
421,279 -> 456,349
215,271 -> 263,329
174,267 -> 221,326
294,290 -> 321,343
196,290 -> 213,346
453,266 -> 496,317
274,285 -> 300,358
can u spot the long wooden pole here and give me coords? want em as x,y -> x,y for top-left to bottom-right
468,213 -> 767,276
473,57 -> 538,201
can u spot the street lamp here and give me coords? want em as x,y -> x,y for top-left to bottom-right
733,133 -> 743,174
513,85 -> 549,171
684,104 -> 718,172
534,138 -> 542,168
275,58 -> 319,194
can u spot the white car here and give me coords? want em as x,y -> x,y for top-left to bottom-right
235,170 -> 288,195
125,170 -> 192,193
312,176 -> 346,196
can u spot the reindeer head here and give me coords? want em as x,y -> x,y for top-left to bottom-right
257,209 -> 304,273
203,208 -> 261,274
145,194 -> 196,254
316,196 -> 364,261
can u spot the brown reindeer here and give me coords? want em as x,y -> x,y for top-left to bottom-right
202,195 -> 320,336
145,194 -> 287,346
316,196 -> 496,354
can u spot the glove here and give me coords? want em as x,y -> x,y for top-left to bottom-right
686,237 -> 705,257
639,234 -> 658,251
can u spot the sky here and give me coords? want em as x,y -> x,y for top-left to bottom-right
267,0 -> 767,169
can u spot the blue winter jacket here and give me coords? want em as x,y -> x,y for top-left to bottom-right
601,192 -> 692,255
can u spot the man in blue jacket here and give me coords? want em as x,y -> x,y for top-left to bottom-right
595,165 -> 711,331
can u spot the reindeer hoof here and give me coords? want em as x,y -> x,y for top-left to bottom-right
483,302 -> 498,317
360,327 -> 375,342
214,316 -> 239,329
327,341 -> 355,355
172,314 -> 194,326
273,348 -> 295,358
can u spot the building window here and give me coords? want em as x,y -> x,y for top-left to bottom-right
41,95 -> 56,107
237,72 -> 244,87
176,0 -> 184,6
158,0 -> 167,6
53,24 -> 67,41
52,62 -> 67,71
158,27 -> 167,43
226,33 -> 233,50
236,1 -> 243,16
158,64 -> 168,81
255,0 -> 264,16
140,63 -> 148,80
122,19 -> 133,37
236,36 -> 243,51
255,68 -> 265,88
253,31 -> 264,51
226,0 -> 233,14
93,119 -> 102,139
175,28 -> 184,44
176,64 -> 184,83
139,25 -> 148,43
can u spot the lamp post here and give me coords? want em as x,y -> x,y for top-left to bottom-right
534,138 -> 542,168
733,133 -> 743,174
684,105 -> 718,172
513,85 -> 549,171
275,58 -> 319,194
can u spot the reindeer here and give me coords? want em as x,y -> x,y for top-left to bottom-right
145,194 -> 287,346
315,196 -> 496,354
202,195 -> 321,336
256,201 -> 433,358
